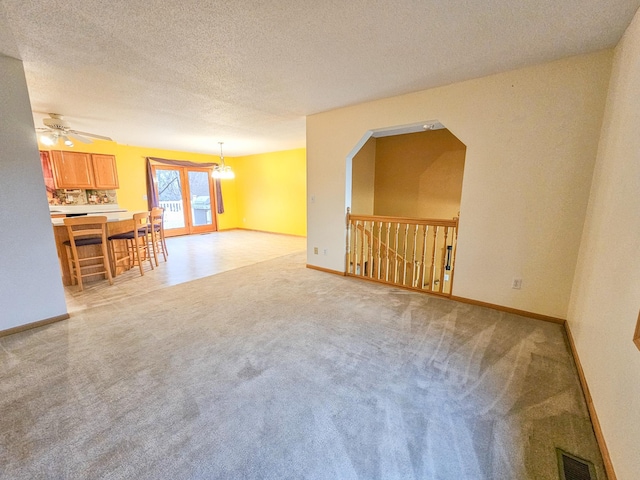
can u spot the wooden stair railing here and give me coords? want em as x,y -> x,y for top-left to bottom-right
352,222 -> 413,281
346,209 -> 459,297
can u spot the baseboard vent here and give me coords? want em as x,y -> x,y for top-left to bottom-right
557,448 -> 597,480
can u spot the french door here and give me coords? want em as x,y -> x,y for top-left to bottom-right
152,166 -> 217,236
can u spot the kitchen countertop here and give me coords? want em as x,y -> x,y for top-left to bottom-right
51,211 -> 142,226
49,205 -> 127,215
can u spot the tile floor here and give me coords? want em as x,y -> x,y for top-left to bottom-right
64,230 -> 307,313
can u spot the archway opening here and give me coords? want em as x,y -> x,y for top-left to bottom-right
345,121 -> 467,297
349,122 -> 466,219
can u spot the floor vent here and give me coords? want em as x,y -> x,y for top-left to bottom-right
556,448 -> 597,480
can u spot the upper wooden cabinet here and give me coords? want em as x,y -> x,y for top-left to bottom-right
50,151 -> 119,189
51,151 -> 94,189
91,154 -> 119,189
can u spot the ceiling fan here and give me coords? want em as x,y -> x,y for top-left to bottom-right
36,113 -> 113,147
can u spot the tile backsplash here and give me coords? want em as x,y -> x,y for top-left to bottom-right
49,189 -> 118,206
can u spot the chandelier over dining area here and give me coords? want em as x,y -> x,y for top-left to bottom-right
212,142 -> 235,179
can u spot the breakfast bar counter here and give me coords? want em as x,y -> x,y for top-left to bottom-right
52,212 -> 142,286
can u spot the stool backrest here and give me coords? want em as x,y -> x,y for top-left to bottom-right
133,211 -> 151,238
150,207 -> 164,230
63,216 -> 109,244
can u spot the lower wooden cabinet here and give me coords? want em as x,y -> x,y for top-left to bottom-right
50,150 -> 119,189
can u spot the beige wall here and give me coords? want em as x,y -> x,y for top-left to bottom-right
374,129 -> 465,219
350,137 -> 376,215
568,8 -> 640,479
307,50 -> 612,318
0,55 -> 67,328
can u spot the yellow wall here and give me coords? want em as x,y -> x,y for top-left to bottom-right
373,129 -> 466,219
37,140 -> 240,230
38,140 -> 306,235
232,148 -> 307,236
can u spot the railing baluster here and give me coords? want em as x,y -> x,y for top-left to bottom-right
439,226 -> 449,293
448,221 -> 458,293
420,225 -> 428,290
376,222 -> 382,280
401,223 -> 409,285
393,223 -> 400,283
359,221 -> 367,277
385,222 -> 391,282
429,226 -> 438,291
411,224 -> 418,287
354,220 -> 360,275
368,221 -> 375,278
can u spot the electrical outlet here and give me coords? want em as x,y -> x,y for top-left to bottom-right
512,278 -> 523,289
323,248 -> 328,255
313,247 -> 318,255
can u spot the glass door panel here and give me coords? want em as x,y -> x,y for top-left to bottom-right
152,165 -> 217,237
154,167 -> 188,236
188,170 -> 213,228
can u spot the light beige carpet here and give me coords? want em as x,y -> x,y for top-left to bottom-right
0,252 -> 605,479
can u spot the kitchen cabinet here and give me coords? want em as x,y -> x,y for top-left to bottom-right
50,151 -> 119,189
91,154 -> 119,189
51,151 -> 94,188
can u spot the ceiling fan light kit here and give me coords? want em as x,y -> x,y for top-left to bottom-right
36,113 -> 113,147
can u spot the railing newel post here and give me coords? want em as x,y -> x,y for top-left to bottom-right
345,207 -> 351,275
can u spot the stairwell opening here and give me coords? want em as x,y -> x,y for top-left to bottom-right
345,121 -> 467,296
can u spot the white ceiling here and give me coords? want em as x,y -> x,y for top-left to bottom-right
1,1 -> 638,156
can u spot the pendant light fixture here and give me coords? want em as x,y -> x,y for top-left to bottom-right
212,142 -> 234,179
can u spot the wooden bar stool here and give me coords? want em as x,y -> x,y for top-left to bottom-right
108,212 -> 154,277
63,216 -> 114,291
149,207 -> 168,266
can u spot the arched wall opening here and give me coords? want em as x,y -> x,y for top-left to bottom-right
346,121 -> 467,220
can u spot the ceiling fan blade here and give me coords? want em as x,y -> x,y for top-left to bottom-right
69,130 -> 113,141
67,132 -> 93,144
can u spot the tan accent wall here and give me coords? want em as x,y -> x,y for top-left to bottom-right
373,130 -> 465,219
351,137 -> 376,215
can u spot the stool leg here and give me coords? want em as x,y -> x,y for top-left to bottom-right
134,237 -> 145,276
144,234 -> 154,271
65,245 -> 76,285
150,230 -> 159,266
101,241 -> 114,285
161,233 -> 168,258
109,240 -> 117,276
159,231 -> 167,262
126,239 -> 134,269
75,248 -> 84,291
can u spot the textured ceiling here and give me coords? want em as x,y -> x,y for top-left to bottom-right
1,0 -> 639,156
